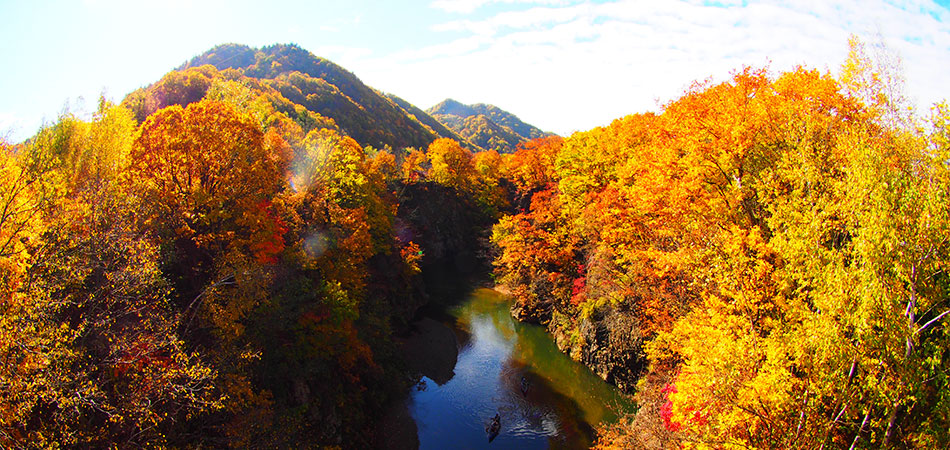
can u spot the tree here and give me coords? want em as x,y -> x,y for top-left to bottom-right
426,138 -> 477,195
123,65 -> 218,123
128,99 -> 287,299
643,65 -> 950,448
506,136 -> 563,197
0,120 -> 221,447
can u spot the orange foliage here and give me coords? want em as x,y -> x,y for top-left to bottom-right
426,138 -> 477,193
129,99 -> 287,260
506,136 -> 563,196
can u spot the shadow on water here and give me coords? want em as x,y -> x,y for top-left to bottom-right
382,287 -> 634,449
400,317 -> 460,386
497,359 -> 598,448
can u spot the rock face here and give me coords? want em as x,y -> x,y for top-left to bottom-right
509,292 -> 553,325
578,309 -> 646,393
552,308 -> 645,394
502,281 -> 645,393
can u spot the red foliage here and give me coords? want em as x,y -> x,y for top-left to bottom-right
660,382 -> 683,432
251,199 -> 288,265
571,275 -> 586,306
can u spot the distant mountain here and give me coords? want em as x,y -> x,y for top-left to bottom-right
121,43 -> 550,154
382,93 -> 475,150
124,43 -> 460,150
436,113 -> 526,155
427,99 -> 552,153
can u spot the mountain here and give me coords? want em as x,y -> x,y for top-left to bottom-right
382,93 -> 475,151
121,43 -> 551,154
124,43 -> 456,150
436,113 -> 526,155
427,99 -> 552,153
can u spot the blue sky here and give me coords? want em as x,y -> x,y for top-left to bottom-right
1,0 -> 949,141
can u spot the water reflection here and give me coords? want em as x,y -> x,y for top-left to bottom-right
403,288 -> 633,449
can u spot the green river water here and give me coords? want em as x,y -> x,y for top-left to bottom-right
394,288 -> 634,449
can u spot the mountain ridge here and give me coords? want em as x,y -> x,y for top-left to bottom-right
139,43 -> 547,154
427,98 -> 553,153
174,43 -> 442,150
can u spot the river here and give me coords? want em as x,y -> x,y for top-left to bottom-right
384,288 -> 634,449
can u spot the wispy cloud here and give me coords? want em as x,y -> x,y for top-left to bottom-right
430,0 -> 575,14
369,0 -> 950,135
386,35 -> 491,62
432,3 -> 592,34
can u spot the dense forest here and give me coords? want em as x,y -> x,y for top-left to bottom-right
495,38 -> 950,448
2,38 -> 948,449
427,99 -> 551,154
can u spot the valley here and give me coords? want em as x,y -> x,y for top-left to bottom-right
2,40 -> 948,449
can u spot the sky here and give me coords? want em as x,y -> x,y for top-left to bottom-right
1,0 -> 949,142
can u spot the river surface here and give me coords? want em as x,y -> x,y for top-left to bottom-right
394,288 -> 633,449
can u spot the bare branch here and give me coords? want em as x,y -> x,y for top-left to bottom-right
916,308 -> 950,335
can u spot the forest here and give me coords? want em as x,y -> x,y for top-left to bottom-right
1,38 -> 948,448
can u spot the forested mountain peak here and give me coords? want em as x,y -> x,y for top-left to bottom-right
427,98 -> 552,153
180,43 -> 349,85
383,93 -> 475,150
177,43 -> 258,71
428,98 -> 477,118
126,43 -> 458,150
166,44 -> 553,154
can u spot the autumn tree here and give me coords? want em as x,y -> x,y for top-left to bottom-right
128,99 -> 287,300
643,66 -> 949,448
492,187 -> 580,323
506,136 -> 563,198
426,138 -> 477,194
0,110 -> 221,447
123,65 -> 218,122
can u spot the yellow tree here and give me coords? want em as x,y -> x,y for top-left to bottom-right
646,63 -> 949,448
1,114 -> 221,447
0,140 -> 67,446
127,100 -> 291,435
426,138 -> 477,195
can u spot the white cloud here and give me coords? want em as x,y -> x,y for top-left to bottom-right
433,3 -> 593,35
430,0 -> 491,13
430,0 -> 574,14
396,0 -> 950,134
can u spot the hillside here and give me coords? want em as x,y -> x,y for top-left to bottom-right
8,42 -> 518,448
6,39 -> 948,450
126,43 -> 455,150
382,93 -> 476,151
123,44 -> 550,155
427,98 -> 552,153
